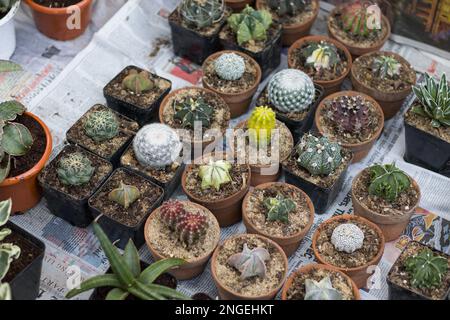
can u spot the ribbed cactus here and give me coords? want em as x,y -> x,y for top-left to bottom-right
160,200 -> 186,229
371,55 -> 401,79
173,96 -> 214,129
247,106 -> 277,144
331,223 -> 365,254
368,163 -> 411,202
304,277 -> 343,300
302,41 -> 341,71
179,0 -> 225,29
199,159 -> 232,191
327,95 -> 370,135
342,2 -> 381,37
122,69 -> 154,94
405,248 -> 448,289
267,0 -> 308,17
227,243 -> 270,280
227,6 -> 273,46
297,134 -> 342,176
83,109 -> 119,142
108,181 -> 141,209
268,69 -> 315,113
214,52 -> 246,81
57,153 -> 95,186
133,124 -> 182,169
263,194 -> 296,224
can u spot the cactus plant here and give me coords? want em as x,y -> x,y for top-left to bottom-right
297,134 -> 342,176
405,248 -> 448,289
160,200 -> 186,230
304,276 -> 343,300
227,5 -> 273,46
198,159 -> 232,191
301,41 -> 341,71
108,181 -> 141,209
371,55 -> 401,79
57,152 -> 95,186
331,223 -> 365,254
179,0 -> 225,29
122,69 -> 155,94
263,194 -> 296,224
83,109 -> 119,143
247,106 -> 277,144
267,0 -> 308,17
368,163 -> 411,202
268,69 -> 315,113
133,124 -> 182,169
341,2 -> 381,37
228,243 -> 270,280
214,52 -> 246,81
173,96 -> 214,129
327,95 -> 370,135
66,221 -> 188,300
411,73 -> 450,128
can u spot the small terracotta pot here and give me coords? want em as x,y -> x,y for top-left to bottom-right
144,201 -> 220,280
281,263 -> 361,300
288,35 -> 352,96
202,50 -> 261,118
242,182 -> 314,256
315,91 -> 384,163
182,152 -> 251,227
0,112 -> 52,214
351,51 -> 416,120
351,169 -> 421,242
225,0 -> 254,12
312,214 -> 385,289
211,233 -> 288,300
24,0 -> 93,41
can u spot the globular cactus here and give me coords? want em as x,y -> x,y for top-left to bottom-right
160,200 -> 186,229
368,163 -> 410,202
267,0 -> 308,17
342,2 -> 381,37
108,181 -> 141,209
305,277 -> 343,300
302,41 -> 341,71
199,159 -> 232,191
179,0 -> 225,29
268,69 -> 315,113
371,55 -> 401,79
247,106 -> 277,144
227,243 -> 270,280
331,223 -> 365,254
133,124 -> 182,169
405,248 -> 448,289
227,5 -> 273,46
263,194 -> 296,224
297,134 -> 342,176
122,69 -> 154,94
214,52 -> 246,81
173,96 -> 214,129
57,152 -> 95,186
327,95 -> 370,135
83,109 -> 119,142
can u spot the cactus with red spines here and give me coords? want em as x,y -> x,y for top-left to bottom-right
327,95 -> 370,134
160,200 -> 186,229
176,212 -> 208,247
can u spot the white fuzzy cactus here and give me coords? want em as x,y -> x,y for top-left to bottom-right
268,69 -> 315,113
331,223 -> 365,254
214,52 -> 246,81
133,123 -> 182,169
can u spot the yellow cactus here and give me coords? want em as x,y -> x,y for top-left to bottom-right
247,106 -> 276,144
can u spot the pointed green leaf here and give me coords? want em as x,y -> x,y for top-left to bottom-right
139,258 -> 185,285
0,101 -> 26,121
0,61 -> 22,73
65,274 -> 121,299
0,199 -> 12,226
123,239 -> 141,278
2,123 -> 33,156
105,288 -> 129,300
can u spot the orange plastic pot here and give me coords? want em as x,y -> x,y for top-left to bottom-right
0,112 -> 52,214
24,0 -> 93,41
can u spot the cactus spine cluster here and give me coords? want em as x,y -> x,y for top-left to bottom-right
122,69 -> 154,94
57,152 -> 95,186
108,181 -> 141,209
179,0 -> 225,29
247,106 -> 277,144
263,194 -> 296,224
327,95 -> 370,135
304,277 -> 343,300
368,163 -> 411,202
227,243 -> 270,280
331,223 -> 365,254
199,159 -> 232,191
341,2 -> 381,37
371,55 -> 401,79
214,52 -> 246,81
173,96 -> 214,129
302,41 -> 341,71
227,5 -> 272,46
267,0 -> 308,17
405,248 -> 448,289
84,109 -> 119,142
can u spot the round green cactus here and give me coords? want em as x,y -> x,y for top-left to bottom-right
179,0 -> 225,29
57,152 -> 95,186
214,52 -> 246,81
83,109 -> 120,142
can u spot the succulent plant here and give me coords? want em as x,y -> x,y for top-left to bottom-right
133,124 -> 182,169
268,69 -> 315,113
263,194 -> 296,224
247,106 -> 277,144
327,95 -> 370,135
301,41 -> 341,71
198,159 -> 232,191
304,276 -> 343,300
83,109 -> 119,143
227,5 -> 273,46
214,52 -> 246,81
108,181 -> 141,209
173,96 -> 214,129
0,101 -> 34,183
296,134 -> 342,176
66,221 -> 188,300
179,0 -> 225,29
341,2 -> 382,37
405,248 -> 448,289
331,223 -> 365,254
121,69 -> 154,94
227,243 -> 270,280
368,163 -> 411,202
57,152 -> 95,186
0,0 -> 17,15
371,55 -> 401,79
267,0 -> 308,17
160,200 -> 186,230
411,73 -> 450,128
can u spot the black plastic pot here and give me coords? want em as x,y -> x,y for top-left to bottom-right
103,66 -> 172,127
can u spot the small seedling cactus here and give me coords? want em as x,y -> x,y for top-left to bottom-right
227,243 -> 270,280
57,152 -> 95,186
371,55 -> 401,79
133,124 -> 182,169
83,109 -> 119,142
341,2 -> 382,38
327,95 -> 370,135
302,41 -> 341,71
179,0 -> 225,29
173,96 -> 214,129
297,134 -> 342,176
267,0 -> 308,17
405,248 -> 448,289
331,223 -> 365,254
304,276 -> 343,300
214,52 -> 246,81
247,106 -> 276,144
227,5 -> 272,46
198,159 -> 232,191
108,181 -> 141,209
122,69 -> 154,94
368,163 -> 411,202
263,194 -> 296,224
268,69 -> 315,113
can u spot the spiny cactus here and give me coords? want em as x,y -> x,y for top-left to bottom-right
302,41 -> 341,71
133,124 -> 182,169
263,194 -> 296,224
267,0 -> 308,17
341,2 -> 382,37
227,5 -> 273,46
297,134 -> 342,176
57,152 -> 95,186
160,200 -> 186,230
214,52 -> 246,81
268,69 -> 315,113
199,159 -> 232,191
108,181 -> 141,209
331,223 -> 365,254
122,69 -> 154,94
327,95 -> 370,135
371,55 -> 401,79
368,163 -> 411,202
83,109 -> 119,143
411,73 -> 450,128
0,101 -> 33,183
179,0 -> 225,29
247,106 -> 277,144
304,277 -> 343,300
173,96 -> 214,129
405,248 -> 448,289
227,243 -> 270,280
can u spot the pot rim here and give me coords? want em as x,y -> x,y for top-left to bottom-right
0,0 -> 20,27
23,0 -> 92,15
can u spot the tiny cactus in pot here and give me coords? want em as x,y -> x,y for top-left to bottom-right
227,243 -> 270,280
173,96 -> 214,129
122,69 -> 155,94
160,200 -> 186,229
304,276 -> 343,300
263,194 -> 296,223
247,106 -> 277,144
341,2 -> 382,38
326,95 -> 370,135
56,152 -> 95,186
331,223 -> 365,254
198,159 -> 232,191
214,52 -> 246,81
405,248 -> 448,289
108,181 -> 141,209
371,55 -> 401,79
301,41 -> 341,71
368,163 -> 411,202
83,109 -> 119,143
179,0 -> 225,29
267,0 -> 308,17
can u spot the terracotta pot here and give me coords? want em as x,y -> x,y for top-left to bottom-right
281,263 -> 361,300
351,51 -> 416,120
351,169 -> 421,242
242,182 -> 314,256
202,50 -> 261,118
211,233 -> 288,300
0,112 -> 52,214
144,201 -> 220,280
315,91 -> 384,163
225,0 -> 254,12
312,214 -> 385,289
24,0 -> 93,41
288,35 -> 352,96
182,152 -> 251,227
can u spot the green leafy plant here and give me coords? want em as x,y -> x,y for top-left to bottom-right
368,163 -> 410,202
301,41 -> 341,71
405,248 -> 448,289
173,96 -> 214,129
84,109 -> 119,143
122,70 -> 155,94
57,152 -> 95,186
371,55 -> 401,79
267,0 -> 308,17
199,159 -> 232,191
263,194 -> 296,224
179,0 -> 225,29
227,243 -> 270,280
108,181 -> 141,209
227,5 -> 272,46
304,277 -> 343,300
